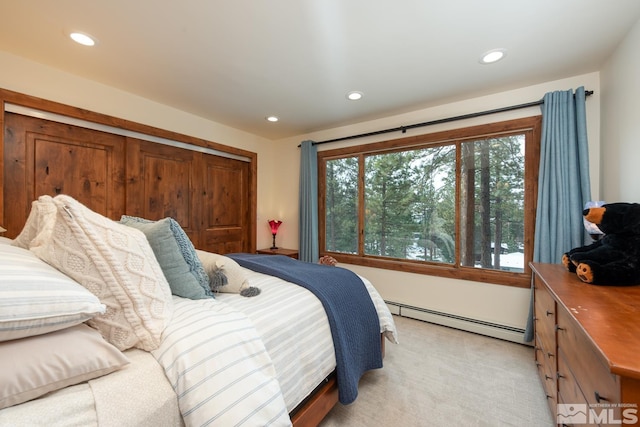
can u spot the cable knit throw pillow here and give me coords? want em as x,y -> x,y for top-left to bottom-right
29,195 -> 173,351
11,197 -> 57,249
120,216 -> 214,300
195,249 -> 260,297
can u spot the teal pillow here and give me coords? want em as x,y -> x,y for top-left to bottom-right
120,216 -> 214,299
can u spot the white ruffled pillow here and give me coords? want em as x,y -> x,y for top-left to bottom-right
29,195 -> 173,351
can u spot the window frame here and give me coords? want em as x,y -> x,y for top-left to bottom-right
318,116 -> 541,288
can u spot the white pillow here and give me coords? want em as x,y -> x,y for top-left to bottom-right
195,249 -> 250,294
30,195 -> 173,351
11,197 -> 57,249
0,243 -> 105,342
0,323 -> 129,410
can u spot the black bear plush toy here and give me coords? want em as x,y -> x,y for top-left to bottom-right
562,202 -> 640,286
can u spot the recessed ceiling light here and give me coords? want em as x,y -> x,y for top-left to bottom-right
479,48 -> 506,64
346,91 -> 363,101
266,116 -> 279,122
70,32 -> 97,46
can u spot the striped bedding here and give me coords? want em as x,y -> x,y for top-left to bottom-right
1,233 -> 397,425
151,297 -> 291,426
0,240 -> 105,342
218,266 -> 398,411
217,269 -> 337,411
151,266 -> 397,426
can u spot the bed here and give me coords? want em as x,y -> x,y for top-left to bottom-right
0,195 -> 397,426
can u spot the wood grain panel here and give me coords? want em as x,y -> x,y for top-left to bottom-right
125,138 -> 252,253
33,136 -> 108,208
201,154 -> 250,253
126,137 -> 197,242
557,305 -> 620,407
3,112 -> 125,237
1,88 -> 258,253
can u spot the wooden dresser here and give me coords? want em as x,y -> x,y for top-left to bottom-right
531,262 -> 640,426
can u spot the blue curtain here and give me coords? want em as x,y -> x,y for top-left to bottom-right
533,86 -> 591,263
299,140 -> 319,263
524,86 -> 591,342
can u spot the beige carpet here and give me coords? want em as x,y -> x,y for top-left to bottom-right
319,315 -> 554,427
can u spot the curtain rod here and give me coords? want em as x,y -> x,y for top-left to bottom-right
306,90 -> 593,146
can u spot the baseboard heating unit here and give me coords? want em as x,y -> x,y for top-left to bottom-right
385,301 -> 526,344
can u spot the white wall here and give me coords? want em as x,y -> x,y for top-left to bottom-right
601,18 -> 640,202
0,50 -> 279,250
275,72 -> 601,333
0,46 -> 610,334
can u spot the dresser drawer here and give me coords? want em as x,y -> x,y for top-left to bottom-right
557,347 -> 590,409
556,307 -> 620,407
534,278 -> 556,356
536,356 -> 558,420
535,335 -> 557,395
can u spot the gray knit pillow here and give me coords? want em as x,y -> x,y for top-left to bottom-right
120,216 -> 214,300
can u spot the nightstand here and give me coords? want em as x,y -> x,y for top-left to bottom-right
256,248 -> 299,259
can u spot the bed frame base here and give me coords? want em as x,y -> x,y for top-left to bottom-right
290,334 -> 385,426
290,375 -> 338,427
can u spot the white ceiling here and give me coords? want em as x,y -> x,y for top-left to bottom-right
1,1 -> 640,140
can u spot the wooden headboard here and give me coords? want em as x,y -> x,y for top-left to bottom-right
0,89 -> 257,254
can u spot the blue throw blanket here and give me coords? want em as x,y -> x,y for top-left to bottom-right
227,253 -> 383,404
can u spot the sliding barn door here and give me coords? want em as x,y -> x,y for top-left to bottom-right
125,137 -> 252,253
201,154 -> 251,254
125,138 -> 201,245
3,112 -> 125,238
3,107 -> 255,254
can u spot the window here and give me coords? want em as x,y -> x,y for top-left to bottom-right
318,116 -> 541,287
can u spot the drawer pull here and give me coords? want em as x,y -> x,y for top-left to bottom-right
555,324 -> 564,331
556,372 -> 564,379
546,310 -> 553,316
547,352 -> 554,359
545,374 -> 553,381
594,391 -> 608,403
